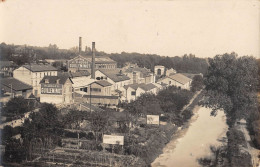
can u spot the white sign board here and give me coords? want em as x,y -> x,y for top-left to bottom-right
147,115 -> 160,125
103,135 -> 124,145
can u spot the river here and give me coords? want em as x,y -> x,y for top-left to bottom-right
152,106 -> 228,167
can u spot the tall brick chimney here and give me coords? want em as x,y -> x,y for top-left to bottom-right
79,37 -> 82,53
91,42 -> 95,79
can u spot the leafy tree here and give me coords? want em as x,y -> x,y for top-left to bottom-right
126,93 -> 163,116
203,53 -> 258,126
2,96 -> 34,117
64,109 -> 86,129
89,111 -> 109,141
191,75 -> 204,92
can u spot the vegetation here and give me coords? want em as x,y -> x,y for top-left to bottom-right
199,53 -> 258,166
1,96 -> 35,120
202,53 -> 258,126
191,75 -> 204,92
0,43 -> 208,74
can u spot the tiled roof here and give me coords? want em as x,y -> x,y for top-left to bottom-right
98,69 -> 130,82
169,73 -> 192,85
0,61 -> 17,68
1,77 -> 32,91
23,64 -> 57,72
139,83 -> 157,91
93,80 -> 112,87
124,67 -> 151,76
123,83 -> 140,90
124,83 -> 157,91
68,71 -> 90,78
40,75 -> 72,85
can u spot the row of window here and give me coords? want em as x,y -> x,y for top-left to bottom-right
35,72 -> 56,78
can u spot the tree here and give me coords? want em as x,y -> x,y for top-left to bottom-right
203,53 -> 258,126
64,109 -> 86,129
126,93 -> 163,116
191,75 -> 204,92
89,111 -> 109,141
2,96 -> 34,117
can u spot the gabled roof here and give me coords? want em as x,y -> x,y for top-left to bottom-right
139,83 -> 157,91
92,80 -> 112,87
1,77 -> 32,91
124,83 -> 157,91
124,67 -> 151,77
40,75 -> 72,85
123,83 -> 140,90
22,64 -> 57,72
98,69 -> 130,82
168,73 -> 192,85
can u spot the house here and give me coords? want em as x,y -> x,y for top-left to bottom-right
94,69 -> 131,94
0,61 -> 17,77
39,75 -> 73,104
122,83 -> 158,102
123,66 -> 155,84
67,55 -> 117,72
13,64 -> 58,97
157,73 -> 192,90
74,80 -> 119,105
0,77 -> 33,103
66,71 -> 95,92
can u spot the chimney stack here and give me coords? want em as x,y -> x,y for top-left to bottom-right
79,37 -> 82,53
91,42 -> 96,79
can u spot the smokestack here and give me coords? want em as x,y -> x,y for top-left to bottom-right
79,37 -> 82,53
91,42 -> 95,79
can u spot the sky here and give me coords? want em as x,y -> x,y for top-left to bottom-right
0,0 -> 259,58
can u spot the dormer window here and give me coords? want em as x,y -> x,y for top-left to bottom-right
45,79 -> 49,84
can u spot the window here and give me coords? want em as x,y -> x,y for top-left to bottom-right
169,81 -> 171,85
90,88 -> 101,92
131,91 -> 136,96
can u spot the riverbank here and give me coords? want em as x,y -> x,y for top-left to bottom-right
149,90 -> 204,166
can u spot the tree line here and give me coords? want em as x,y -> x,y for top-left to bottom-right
0,42 -> 208,74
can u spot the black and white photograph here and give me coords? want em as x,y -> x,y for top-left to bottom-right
0,0 -> 259,166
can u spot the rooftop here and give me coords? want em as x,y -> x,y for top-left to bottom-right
169,73 -> 192,85
124,83 -> 157,91
23,64 -> 57,72
71,55 -> 116,64
98,69 -> 130,82
1,77 -> 32,91
40,75 -> 72,85
92,80 -> 112,87
124,67 -> 151,77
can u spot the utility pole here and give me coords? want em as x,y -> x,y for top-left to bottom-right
90,84 -> 92,112
9,84 -> 13,98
